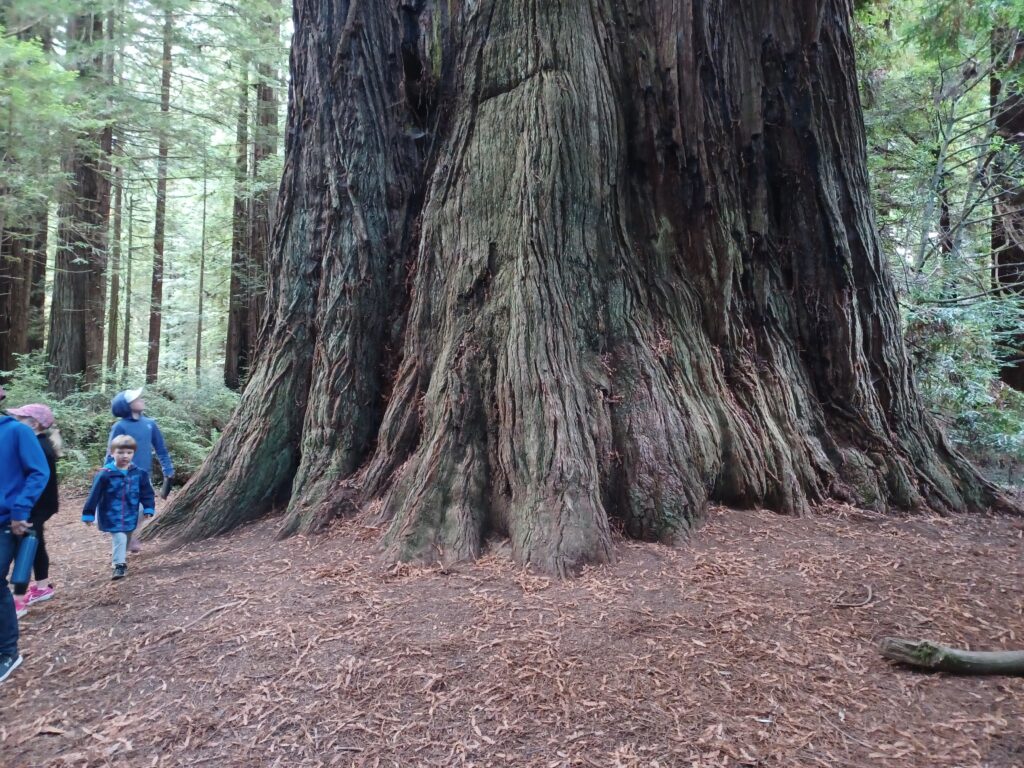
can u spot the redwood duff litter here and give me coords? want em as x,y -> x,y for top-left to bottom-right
3,499 -> 1023,767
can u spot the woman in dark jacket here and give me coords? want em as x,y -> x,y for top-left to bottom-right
6,404 -> 59,616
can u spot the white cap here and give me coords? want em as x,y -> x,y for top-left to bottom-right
124,387 -> 144,404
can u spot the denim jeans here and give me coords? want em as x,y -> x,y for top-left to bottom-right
111,532 -> 128,566
0,526 -> 18,657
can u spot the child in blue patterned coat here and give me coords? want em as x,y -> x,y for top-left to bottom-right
82,435 -> 156,580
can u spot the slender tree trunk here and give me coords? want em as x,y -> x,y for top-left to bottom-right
47,13 -> 111,395
249,4 -> 280,345
146,7 -> 173,384
991,30 -> 1024,391
25,209 -> 48,354
107,160 -> 122,373
105,1 -> 125,374
0,101 -> 30,374
153,0 -> 1009,574
123,194 -> 132,370
0,227 -> 32,374
25,24 -> 53,357
224,60 -> 250,390
196,158 -> 207,386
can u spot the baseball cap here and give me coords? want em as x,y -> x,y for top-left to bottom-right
124,387 -> 144,404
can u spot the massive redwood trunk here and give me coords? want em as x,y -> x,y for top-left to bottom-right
152,0 -> 1007,574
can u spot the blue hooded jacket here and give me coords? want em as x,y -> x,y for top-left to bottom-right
108,392 -> 174,479
82,464 -> 155,533
0,415 -> 51,525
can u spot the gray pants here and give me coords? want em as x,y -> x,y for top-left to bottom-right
110,532 -> 128,565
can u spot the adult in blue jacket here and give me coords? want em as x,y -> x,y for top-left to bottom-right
0,389 -> 51,683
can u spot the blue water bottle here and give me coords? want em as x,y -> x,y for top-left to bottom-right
11,531 -> 38,596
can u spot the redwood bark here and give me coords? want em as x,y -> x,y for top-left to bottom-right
0,12 -> 49,371
0,229 -> 32,374
249,3 -> 280,340
146,8 -> 173,385
992,31 -> 1024,391
106,7 -> 124,373
0,217 -> 47,368
107,161 -> 123,372
224,61 -> 250,391
122,194 -> 133,369
25,213 -> 48,354
152,0 -> 1008,574
47,13 -> 111,395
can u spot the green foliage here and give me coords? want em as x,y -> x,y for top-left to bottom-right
855,0 -> 1024,479
0,26 -> 80,226
913,0 -> 1024,58
2,353 -> 239,491
906,300 -> 1024,466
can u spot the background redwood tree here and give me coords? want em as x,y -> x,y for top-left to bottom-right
150,0 -> 1007,574
47,12 -> 111,396
991,29 -> 1024,391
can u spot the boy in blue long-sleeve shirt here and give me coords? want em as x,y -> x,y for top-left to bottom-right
107,388 -> 172,553
83,435 -> 155,580
0,387 -> 51,682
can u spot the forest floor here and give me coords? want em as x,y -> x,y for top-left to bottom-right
2,498 -> 1023,767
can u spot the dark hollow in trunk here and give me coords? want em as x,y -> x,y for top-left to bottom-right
151,0 -> 1009,575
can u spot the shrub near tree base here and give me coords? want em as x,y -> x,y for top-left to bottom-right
1,354 -> 238,491
151,0 -> 1011,575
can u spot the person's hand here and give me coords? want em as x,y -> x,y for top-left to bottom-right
10,520 -> 32,536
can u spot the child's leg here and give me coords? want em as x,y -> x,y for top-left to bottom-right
32,521 -> 50,588
110,532 -> 128,565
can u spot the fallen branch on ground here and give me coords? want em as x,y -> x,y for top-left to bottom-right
880,637 -> 1024,675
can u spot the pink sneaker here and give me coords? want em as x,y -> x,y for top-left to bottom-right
128,538 -> 142,554
13,594 -> 28,619
26,584 -> 54,605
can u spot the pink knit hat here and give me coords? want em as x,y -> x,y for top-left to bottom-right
7,403 -> 55,429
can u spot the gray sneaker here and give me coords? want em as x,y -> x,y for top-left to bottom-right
0,653 -> 23,683
111,563 -> 128,580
